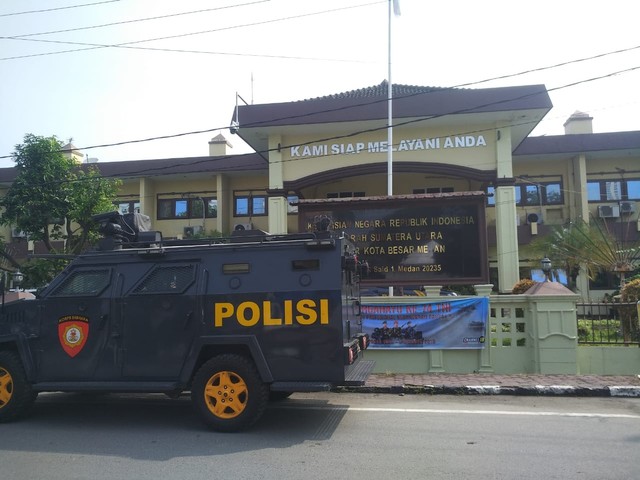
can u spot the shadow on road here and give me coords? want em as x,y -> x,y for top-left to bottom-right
0,392 -> 349,461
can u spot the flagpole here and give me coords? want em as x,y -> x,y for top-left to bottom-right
387,0 -> 393,196
387,0 -> 398,298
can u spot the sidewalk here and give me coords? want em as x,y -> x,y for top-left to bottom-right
341,373 -> 640,397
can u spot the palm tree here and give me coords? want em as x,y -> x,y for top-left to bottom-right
530,216 -> 640,290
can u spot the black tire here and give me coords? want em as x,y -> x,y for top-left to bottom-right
191,354 -> 268,432
0,351 -> 37,423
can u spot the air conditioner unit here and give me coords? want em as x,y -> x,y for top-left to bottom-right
598,204 -> 620,218
619,201 -> 636,215
233,222 -> 253,231
183,225 -> 203,238
11,228 -> 27,238
526,212 -> 543,224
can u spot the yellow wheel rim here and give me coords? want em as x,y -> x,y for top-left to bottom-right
0,367 -> 13,409
203,370 -> 248,419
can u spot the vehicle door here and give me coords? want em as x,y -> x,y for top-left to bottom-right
35,266 -> 116,381
117,262 -> 202,379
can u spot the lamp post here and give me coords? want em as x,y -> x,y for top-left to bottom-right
12,270 -> 24,291
541,257 -> 552,282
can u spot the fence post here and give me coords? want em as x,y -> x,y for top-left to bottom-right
528,285 -> 580,374
475,284 -> 494,372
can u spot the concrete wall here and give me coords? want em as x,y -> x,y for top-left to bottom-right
577,347 -> 640,375
365,286 -> 636,375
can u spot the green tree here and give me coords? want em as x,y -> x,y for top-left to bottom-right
0,134 -> 121,285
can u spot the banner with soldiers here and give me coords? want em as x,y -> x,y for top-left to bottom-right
361,298 -> 488,349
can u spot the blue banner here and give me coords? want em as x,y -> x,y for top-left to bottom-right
361,297 -> 488,349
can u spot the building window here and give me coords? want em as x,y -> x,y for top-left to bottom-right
412,187 -> 454,194
116,200 -> 140,215
287,195 -> 299,214
587,181 -> 601,201
193,198 -> 218,218
524,184 -> 540,205
326,191 -> 365,198
605,181 -> 622,200
545,183 -> 562,203
588,179 -> 640,201
487,183 -> 562,207
589,269 -> 621,290
486,186 -> 495,206
515,182 -> 563,206
627,180 -> 640,200
234,194 -> 267,216
157,196 -> 217,220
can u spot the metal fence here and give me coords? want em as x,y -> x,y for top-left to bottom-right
576,301 -> 640,345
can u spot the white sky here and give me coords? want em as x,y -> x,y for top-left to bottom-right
1,0 -> 639,168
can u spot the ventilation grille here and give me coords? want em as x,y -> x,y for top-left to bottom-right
132,265 -> 195,294
51,269 -> 111,297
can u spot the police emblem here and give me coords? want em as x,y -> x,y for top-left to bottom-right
58,315 -> 89,357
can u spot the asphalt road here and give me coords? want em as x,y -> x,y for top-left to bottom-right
1,392 -> 639,480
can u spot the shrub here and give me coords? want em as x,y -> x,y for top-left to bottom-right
511,278 -> 536,294
619,279 -> 640,342
620,278 -> 640,302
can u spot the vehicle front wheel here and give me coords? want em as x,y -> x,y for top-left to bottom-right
191,354 -> 268,432
0,351 -> 37,423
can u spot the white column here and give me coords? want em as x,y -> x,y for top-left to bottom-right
216,174 -> 229,234
495,128 -> 519,293
268,135 -> 287,234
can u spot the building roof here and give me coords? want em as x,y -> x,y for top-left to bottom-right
61,142 -> 80,153
232,81 -> 553,157
302,81 -> 450,101
514,131 -> 640,159
298,191 -> 486,206
0,152 -> 267,185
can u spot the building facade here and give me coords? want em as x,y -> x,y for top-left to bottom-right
1,82 -> 639,298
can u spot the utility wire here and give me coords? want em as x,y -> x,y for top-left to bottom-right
0,57 -> 640,164
1,37 -> 639,197
0,1 -> 382,61
8,0 -> 271,38
16,52 -> 640,159
7,62 -> 637,186
1,36 -> 365,63
1,56 -> 638,163
0,0 -> 119,17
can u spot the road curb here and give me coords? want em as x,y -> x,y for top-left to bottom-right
609,386 -> 640,397
335,385 -> 640,397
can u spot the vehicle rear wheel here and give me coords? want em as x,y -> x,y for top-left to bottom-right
0,351 -> 37,423
191,354 -> 268,432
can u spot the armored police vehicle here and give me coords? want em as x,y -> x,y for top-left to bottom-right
0,212 -> 372,432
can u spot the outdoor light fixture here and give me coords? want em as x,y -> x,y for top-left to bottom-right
540,257 -> 552,282
13,270 -> 24,290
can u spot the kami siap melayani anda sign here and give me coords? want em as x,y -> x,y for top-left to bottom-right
362,297 -> 488,349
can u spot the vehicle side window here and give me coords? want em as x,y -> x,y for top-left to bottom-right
50,269 -> 111,297
131,264 -> 195,294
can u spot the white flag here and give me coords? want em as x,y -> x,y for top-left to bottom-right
393,0 -> 401,16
